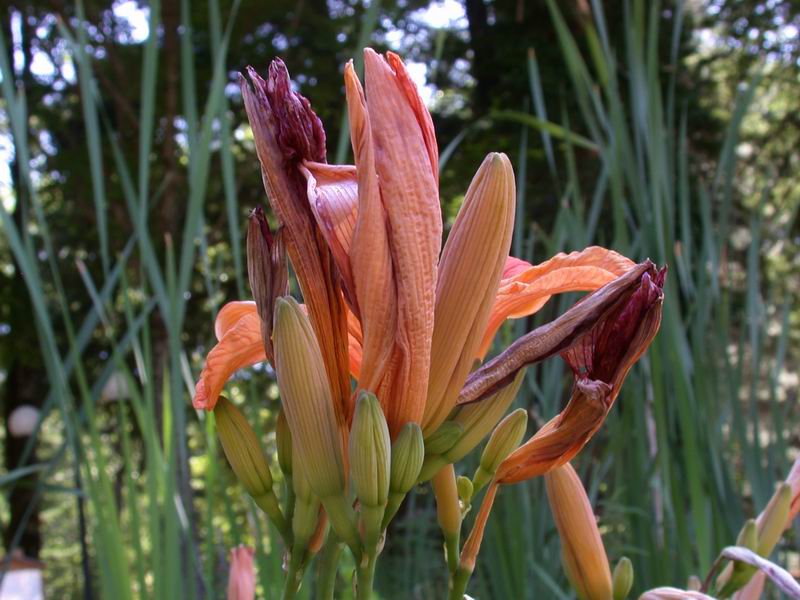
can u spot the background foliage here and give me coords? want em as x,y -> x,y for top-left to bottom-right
0,0 -> 798,598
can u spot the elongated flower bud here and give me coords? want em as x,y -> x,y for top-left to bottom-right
247,207 -> 288,361
273,297 -> 345,499
214,396 -> 273,498
390,423 -> 425,495
472,408 -> 527,493
716,519 -> 759,597
350,391 -> 391,508
227,546 -> 255,600
612,557 -> 634,600
383,422 -> 425,529
424,421 -> 464,456
545,463 -> 612,600
423,152 -> 516,435
276,410 -> 292,477
756,482 -> 791,556
214,396 -> 289,539
433,464 -> 461,574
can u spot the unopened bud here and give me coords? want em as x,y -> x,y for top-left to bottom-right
350,391 -> 391,508
545,463 -> 612,600
738,519 -> 758,551
432,465 -> 461,574
445,369 -> 526,464
247,207 -> 287,360
276,410 -> 292,477
457,476 -> 474,504
214,396 -> 289,539
472,408 -> 527,493
390,422 -> 425,495
273,297 -> 345,499
612,557 -> 633,600
757,482 -> 791,556
214,396 -> 273,498
424,421 -> 464,455
383,422 -> 425,530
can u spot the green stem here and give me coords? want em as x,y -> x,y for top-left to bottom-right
281,555 -> 304,600
315,534 -> 343,600
355,552 -> 378,600
448,566 -> 473,600
444,531 -> 460,575
254,491 -> 292,544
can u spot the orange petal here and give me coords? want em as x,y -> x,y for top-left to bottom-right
459,481 -> 499,573
300,161 -> 358,301
345,61 -> 397,394
480,247 -> 635,356
194,311 -> 265,411
363,48 -> 442,431
495,379 -> 612,483
423,153 -> 515,435
215,301 -> 258,341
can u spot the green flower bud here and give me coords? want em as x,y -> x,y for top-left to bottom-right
757,482 -> 791,556
276,410 -> 292,477
349,391 -> 391,508
472,408 -> 527,493
612,557 -> 634,600
457,476 -> 474,504
390,422 -> 425,495
424,421 -> 464,455
737,519 -> 758,551
214,396 -> 273,498
214,396 -> 289,539
273,296 -> 345,499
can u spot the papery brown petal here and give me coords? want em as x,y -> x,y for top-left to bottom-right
459,262 -> 655,405
240,64 -> 352,425
494,378 -> 612,483
246,208 -> 287,360
264,59 -> 326,163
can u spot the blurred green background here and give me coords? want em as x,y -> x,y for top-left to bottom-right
0,0 -> 798,597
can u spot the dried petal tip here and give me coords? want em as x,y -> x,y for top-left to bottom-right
261,59 -> 327,164
247,207 -> 288,360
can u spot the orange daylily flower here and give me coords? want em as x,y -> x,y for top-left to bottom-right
194,48 -> 655,453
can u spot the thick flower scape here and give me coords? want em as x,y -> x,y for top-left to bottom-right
193,48 -> 668,599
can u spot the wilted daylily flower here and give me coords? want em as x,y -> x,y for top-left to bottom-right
193,49 -> 639,442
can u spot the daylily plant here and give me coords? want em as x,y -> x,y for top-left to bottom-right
194,49 -> 667,600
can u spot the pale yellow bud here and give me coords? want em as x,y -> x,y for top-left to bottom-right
472,408 -> 527,493
272,296 -> 345,500
756,482 -> 791,556
214,396 -> 273,498
545,463 -> 612,600
457,476 -> 474,504
390,422 -> 425,495
349,391 -> 391,508
612,557 -> 633,600
424,421 -> 464,455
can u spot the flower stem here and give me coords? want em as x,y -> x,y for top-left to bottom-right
355,552 -> 378,600
254,491 -> 292,544
448,566 -> 473,600
315,534 -> 343,600
281,555 -> 304,600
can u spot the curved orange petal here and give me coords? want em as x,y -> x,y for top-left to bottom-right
300,161 -> 358,300
345,61 -> 397,395
363,48 -> 442,432
215,301 -> 258,341
194,311 -> 265,411
480,247 -> 635,356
